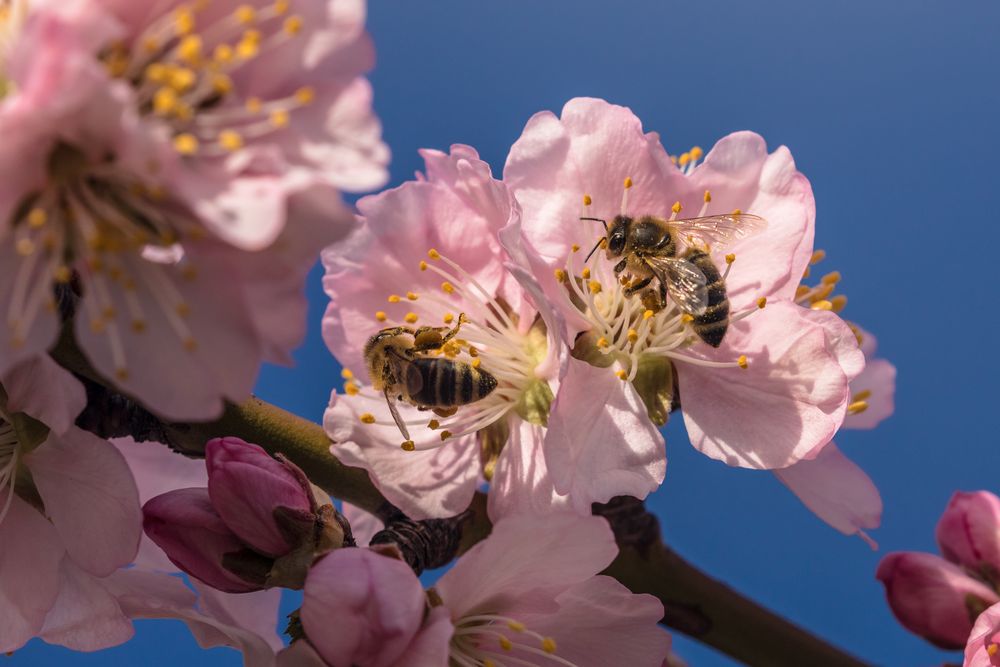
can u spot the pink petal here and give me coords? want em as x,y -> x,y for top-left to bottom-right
678,301 -> 856,469
389,605 -> 453,667
544,358 -> 666,513
39,557 -> 133,651
27,428 -> 141,577
324,390 -> 480,520
342,502 -> 384,548
964,601 -> 1000,667
774,442 -> 881,545
436,513 -> 618,619
0,496 -> 63,653
936,491 -> 1000,572
278,641 -> 329,667
845,358 -> 896,430
190,581 -> 284,655
2,354 -> 86,434
0,240 -> 61,375
488,420 -> 569,522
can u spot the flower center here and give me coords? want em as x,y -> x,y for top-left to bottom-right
449,613 -> 576,667
349,249 -> 551,452
0,419 -> 21,525
102,1 -> 313,157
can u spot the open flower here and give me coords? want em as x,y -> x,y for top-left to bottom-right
0,0 -> 387,419
503,97 -> 863,472
292,513 -> 670,667
964,601 -> 1000,667
0,354 -> 141,653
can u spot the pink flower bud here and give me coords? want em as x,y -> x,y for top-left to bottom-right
206,437 -> 313,557
876,552 -> 1000,649
301,548 -> 426,667
143,488 -> 270,594
937,491 -> 1000,580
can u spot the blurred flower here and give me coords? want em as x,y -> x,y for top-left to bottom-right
0,0 -> 387,419
503,97 -> 863,472
290,513 -> 670,667
144,437 -> 345,592
0,355 -> 141,653
964,601 -> 1000,667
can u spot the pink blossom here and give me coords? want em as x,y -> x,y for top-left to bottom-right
0,0 -> 387,420
937,491 -> 1000,577
964,601 -> 1000,667
0,355 -> 141,653
323,145 -> 591,520
877,552 -> 998,649
503,97 -> 863,471
293,513 -> 669,667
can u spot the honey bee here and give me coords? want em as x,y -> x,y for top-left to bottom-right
583,213 -> 766,347
363,316 -> 498,440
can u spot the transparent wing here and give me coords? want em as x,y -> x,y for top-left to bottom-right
383,388 -> 411,440
671,213 -> 767,249
646,256 -> 709,315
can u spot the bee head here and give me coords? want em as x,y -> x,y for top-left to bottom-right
607,215 -> 631,257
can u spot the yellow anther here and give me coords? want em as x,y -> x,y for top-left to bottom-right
53,266 -> 72,283
214,43 -> 234,63
443,313 -> 454,324
284,15 -> 303,34
627,328 -> 639,343
484,661 -> 497,667
681,314 -> 694,324
183,337 -> 198,351
821,271 -> 842,285
542,637 -> 558,654
810,249 -> 826,265
15,238 -> 34,256
168,67 -> 196,92
615,369 -> 628,380
596,336 -> 609,348
274,0 -> 290,14
131,319 -> 147,333
853,389 -> 872,401
757,297 -> 767,309
145,63 -> 168,84
554,268 -> 568,282
418,260 -> 429,271
670,155 -> 678,165
295,86 -> 315,104
848,400 -> 869,415
507,620 -> 525,632
588,280 -> 602,294
153,87 -> 178,115
704,190 -> 712,203
246,97 -> 263,113
401,440 -> 415,452
173,133 -> 199,155
27,208 -> 47,228
440,430 -> 452,441
359,413 -> 376,424
142,37 -> 160,53
341,369 -> 354,379
581,267 -> 591,279
643,309 -> 655,320
624,177 -> 633,189
219,130 -> 244,151
269,110 -> 290,128
738,355 -> 749,369
811,299 -> 833,311
690,146 -> 704,160
212,74 -> 234,95
499,636 -> 513,651
678,152 -> 691,166
176,302 -> 191,318
178,35 -> 202,64
175,6 -> 196,35
468,346 -> 479,357
671,201 -> 682,214
406,291 -> 419,301
387,294 -> 401,303
115,367 -> 129,381
102,305 -> 117,319
731,208 -> 742,216
811,283 -> 834,301
404,312 -> 418,324
235,5 -> 256,24
725,253 -> 736,265
344,382 -> 360,396
428,419 -> 440,429
472,358 -> 482,369
441,282 -> 455,294
375,311 -> 387,322
830,295 -> 848,312
583,194 -> 592,206
428,248 -> 441,259
236,32 -> 260,59
571,244 -> 581,252
802,265 -> 811,279
795,285 -> 811,299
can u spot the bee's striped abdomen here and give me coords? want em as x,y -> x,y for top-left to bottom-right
684,249 -> 730,348
408,358 -> 498,407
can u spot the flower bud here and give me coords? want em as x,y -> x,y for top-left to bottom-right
876,552 -> 1000,649
144,488 -> 270,593
937,491 -> 1000,584
301,548 -> 425,667
206,437 -> 313,557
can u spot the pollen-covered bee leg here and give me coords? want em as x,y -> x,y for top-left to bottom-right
623,275 -> 653,297
383,389 -> 411,440
432,406 -> 458,419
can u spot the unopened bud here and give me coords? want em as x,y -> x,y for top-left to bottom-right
936,491 -> 1000,585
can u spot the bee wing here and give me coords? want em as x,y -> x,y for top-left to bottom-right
383,388 -> 411,441
646,256 -> 709,315
672,213 -> 767,249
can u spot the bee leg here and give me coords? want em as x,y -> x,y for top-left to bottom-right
640,288 -> 663,313
613,258 -> 628,274
623,276 -> 653,297
432,406 -> 458,418
383,389 -> 411,440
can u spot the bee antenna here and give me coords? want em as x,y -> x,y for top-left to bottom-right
579,216 -> 608,232
584,237 -> 605,263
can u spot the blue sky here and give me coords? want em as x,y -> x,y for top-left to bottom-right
14,1 -> 1000,665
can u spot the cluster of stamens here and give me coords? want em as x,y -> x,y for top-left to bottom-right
563,179 -> 761,382
670,145 -> 704,176
448,613 -> 574,667
350,249 -> 549,452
